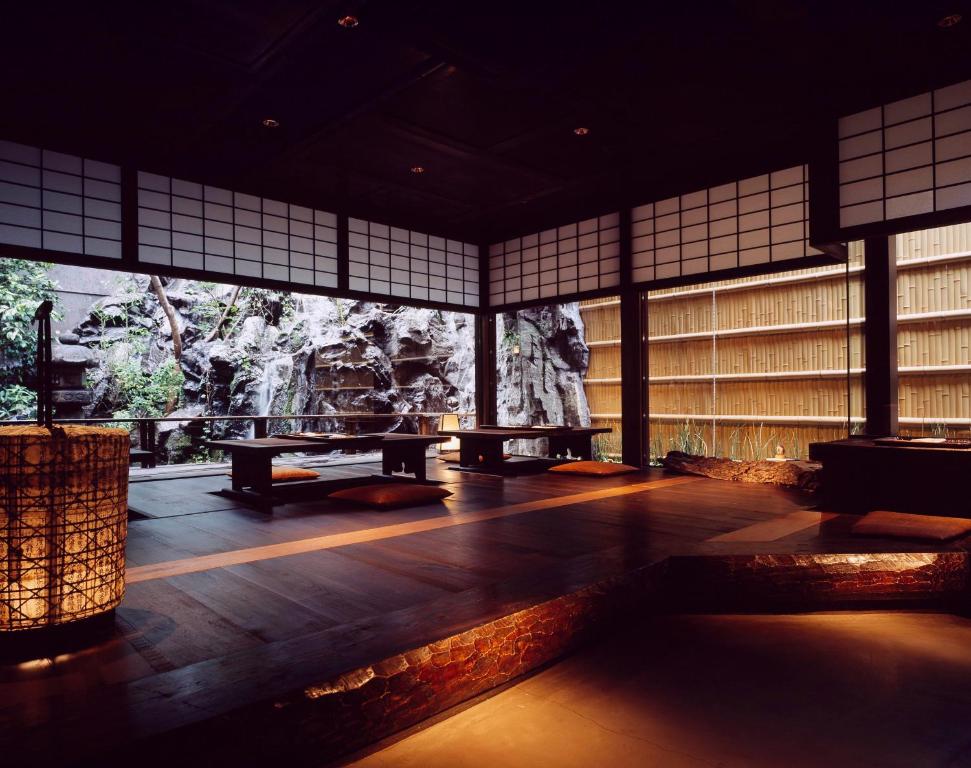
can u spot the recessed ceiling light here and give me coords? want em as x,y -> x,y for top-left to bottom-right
938,13 -> 962,27
573,126 -> 590,136
261,117 -> 280,128
410,165 -> 425,174
338,14 -> 359,28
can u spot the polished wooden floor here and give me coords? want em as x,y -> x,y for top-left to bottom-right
1,460 -> 960,764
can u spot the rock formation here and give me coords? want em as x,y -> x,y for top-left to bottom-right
495,303 -> 591,455
73,275 -> 476,463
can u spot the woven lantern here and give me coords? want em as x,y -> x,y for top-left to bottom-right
0,425 -> 129,631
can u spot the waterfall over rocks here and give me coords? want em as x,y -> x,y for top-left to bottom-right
73,275 -> 477,463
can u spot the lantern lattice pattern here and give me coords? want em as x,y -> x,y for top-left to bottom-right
0,425 -> 129,631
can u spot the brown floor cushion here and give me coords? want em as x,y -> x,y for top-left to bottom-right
548,460 -> 638,476
851,510 -> 971,541
229,466 -> 320,482
329,483 -> 453,509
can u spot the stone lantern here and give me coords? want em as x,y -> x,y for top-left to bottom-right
50,333 -> 98,419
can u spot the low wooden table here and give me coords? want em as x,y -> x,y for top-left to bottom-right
809,437 -> 971,516
438,426 -> 611,474
206,433 -> 446,509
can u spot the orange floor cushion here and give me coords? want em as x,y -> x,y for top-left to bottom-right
851,510 -> 971,541
548,460 -> 638,476
329,483 -> 453,509
229,466 -> 320,482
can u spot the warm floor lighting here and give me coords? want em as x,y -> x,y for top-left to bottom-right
410,165 -> 425,174
938,13 -> 962,27
338,14 -> 359,28
0,425 -> 129,631
573,126 -> 590,136
261,117 -> 280,128
438,414 -> 461,452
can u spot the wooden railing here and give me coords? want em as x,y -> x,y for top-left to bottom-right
0,411 -> 476,464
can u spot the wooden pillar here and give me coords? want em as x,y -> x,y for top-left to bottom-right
863,235 -> 898,436
619,291 -> 647,466
475,313 -> 497,427
336,213 -> 350,292
618,208 -> 647,467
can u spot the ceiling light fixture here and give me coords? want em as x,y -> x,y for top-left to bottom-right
261,117 -> 280,128
938,13 -> 962,27
338,14 -> 360,28
573,126 -> 590,136
410,165 -> 425,174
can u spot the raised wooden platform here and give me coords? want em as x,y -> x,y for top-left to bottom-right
2,460 -> 969,766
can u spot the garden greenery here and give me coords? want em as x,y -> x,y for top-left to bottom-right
0,259 -> 58,418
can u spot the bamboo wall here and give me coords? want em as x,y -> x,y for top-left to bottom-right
578,298 -> 623,458
574,223 -> 971,461
646,245 -> 866,461
895,224 -> 971,434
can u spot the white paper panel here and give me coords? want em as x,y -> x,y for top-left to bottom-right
488,213 -> 620,306
0,140 -> 122,258
348,218 -> 479,306
137,172 -> 338,288
630,165 -> 817,283
838,79 -> 971,229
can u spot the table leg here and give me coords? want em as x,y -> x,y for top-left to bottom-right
232,453 -> 273,495
382,444 -> 429,481
459,438 -> 504,469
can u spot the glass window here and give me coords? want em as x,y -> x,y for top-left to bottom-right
896,224 -> 971,438
495,297 -> 620,460
0,261 -> 476,464
647,249 -> 864,462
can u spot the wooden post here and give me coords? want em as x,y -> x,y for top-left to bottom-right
618,208 -> 647,467
863,235 -> 898,436
475,313 -> 497,428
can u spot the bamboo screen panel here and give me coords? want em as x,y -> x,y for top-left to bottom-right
631,165 -> 823,284
647,247 -> 865,461
0,140 -> 122,259
895,223 -> 971,435
839,79 -> 971,231
137,172 -> 338,288
580,297 -> 622,459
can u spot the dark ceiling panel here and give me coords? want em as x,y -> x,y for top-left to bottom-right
1,0 -> 970,243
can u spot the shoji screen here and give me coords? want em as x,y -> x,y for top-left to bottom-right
0,140 -> 122,259
630,165 -> 819,284
487,213 -> 620,306
136,172 -> 338,288
347,218 -> 479,306
839,78 -> 971,230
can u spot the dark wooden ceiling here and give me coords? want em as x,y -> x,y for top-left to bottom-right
2,0 -> 970,243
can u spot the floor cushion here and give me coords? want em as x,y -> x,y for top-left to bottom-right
548,460 -> 638,476
229,466 -> 320,482
329,482 -> 453,509
851,510 -> 971,541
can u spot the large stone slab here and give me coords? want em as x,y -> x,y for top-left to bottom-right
661,451 -> 822,492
